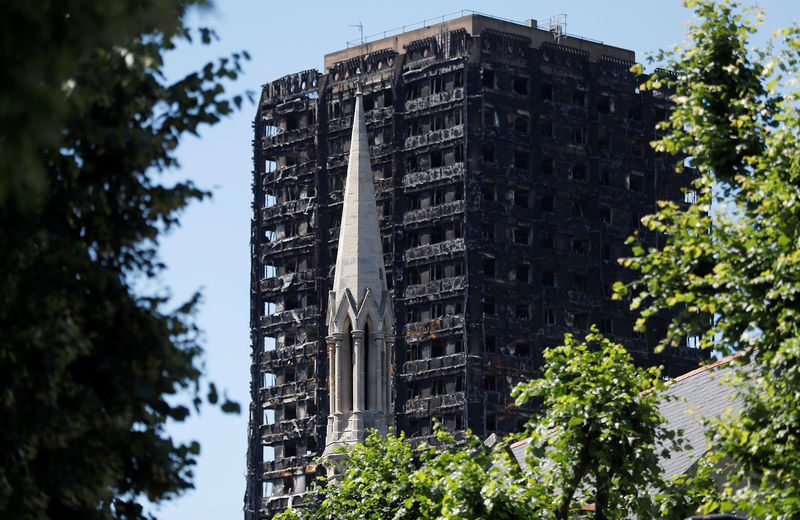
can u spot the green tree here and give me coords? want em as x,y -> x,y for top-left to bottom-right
409,428 -> 536,520
512,327 -> 687,520
305,430 -> 418,520
0,2 -> 246,519
276,427 -> 536,520
277,330 -> 699,520
0,0 -> 215,206
621,1 -> 800,518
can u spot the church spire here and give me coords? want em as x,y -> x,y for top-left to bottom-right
323,83 -> 394,459
331,81 -> 387,304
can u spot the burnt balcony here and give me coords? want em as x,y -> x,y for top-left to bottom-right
403,391 -> 466,415
404,88 -> 464,113
258,305 -> 320,330
261,343 -> 322,371
482,352 -> 538,374
407,430 -> 467,448
259,271 -> 316,298
260,416 -> 318,443
260,199 -> 317,224
402,353 -> 467,380
260,234 -> 315,258
259,379 -> 318,403
262,126 -> 316,149
403,163 -> 465,190
374,177 -> 393,193
404,315 -> 465,340
403,200 -> 464,226
261,455 -> 316,480
260,162 -> 318,185
365,106 -> 394,124
403,276 -> 466,300
405,238 -> 465,263
404,124 -> 464,150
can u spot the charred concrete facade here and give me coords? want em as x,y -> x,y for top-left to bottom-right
246,14 -> 704,519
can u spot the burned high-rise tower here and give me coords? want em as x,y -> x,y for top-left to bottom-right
245,12 -> 704,519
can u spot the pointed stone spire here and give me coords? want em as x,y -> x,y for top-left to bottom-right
331,83 -> 387,305
323,83 -> 394,460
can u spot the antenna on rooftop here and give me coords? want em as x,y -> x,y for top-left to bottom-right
547,14 -> 567,44
350,21 -> 366,85
350,21 -> 365,46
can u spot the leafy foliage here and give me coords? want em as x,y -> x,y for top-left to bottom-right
409,429 -> 536,520
0,0 -> 216,206
513,326 -> 688,520
0,2 -> 246,519
621,1 -> 800,518
275,428 -> 537,520
280,329 -> 694,520
312,430 -> 418,520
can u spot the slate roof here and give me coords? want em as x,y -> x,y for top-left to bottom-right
508,352 -> 747,480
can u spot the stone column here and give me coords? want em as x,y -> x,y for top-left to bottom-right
333,332 -> 345,435
326,335 -> 336,437
371,332 -> 385,412
384,335 -> 395,415
351,330 -> 365,412
326,335 -> 336,414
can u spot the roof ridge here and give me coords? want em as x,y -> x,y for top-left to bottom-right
664,350 -> 743,387
505,350 -> 745,450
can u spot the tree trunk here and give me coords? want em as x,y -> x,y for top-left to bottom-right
594,467 -> 610,520
556,446 -> 590,520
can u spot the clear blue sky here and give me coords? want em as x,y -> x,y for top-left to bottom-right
150,1 -> 800,519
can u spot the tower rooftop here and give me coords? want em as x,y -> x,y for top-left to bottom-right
324,13 -> 634,71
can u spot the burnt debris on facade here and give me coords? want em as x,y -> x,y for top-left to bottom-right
246,13 -> 705,519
